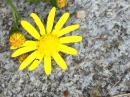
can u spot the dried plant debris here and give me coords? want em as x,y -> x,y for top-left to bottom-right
64,90 -> 69,97
88,84 -> 101,97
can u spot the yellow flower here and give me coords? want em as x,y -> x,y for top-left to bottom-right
9,32 -> 26,49
11,7 -> 82,75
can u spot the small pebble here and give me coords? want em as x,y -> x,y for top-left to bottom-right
76,10 -> 86,19
118,42 -> 123,49
100,34 -> 107,39
64,90 -> 69,97
49,74 -> 54,80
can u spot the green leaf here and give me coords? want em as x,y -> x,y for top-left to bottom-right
5,0 -> 21,29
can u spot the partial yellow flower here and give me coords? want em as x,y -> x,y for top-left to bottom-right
9,32 -> 26,49
18,53 -> 29,64
11,7 -> 82,75
51,0 -> 66,8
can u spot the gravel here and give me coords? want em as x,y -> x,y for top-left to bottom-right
0,0 -> 130,97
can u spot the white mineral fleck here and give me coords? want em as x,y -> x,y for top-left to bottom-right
76,10 -> 86,19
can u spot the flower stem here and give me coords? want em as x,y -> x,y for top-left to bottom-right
25,0 -> 66,8
5,0 -> 20,30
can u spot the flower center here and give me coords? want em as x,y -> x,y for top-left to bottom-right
37,34 -> 61,56
58,0 -> 66,8
9,33 -> 26,48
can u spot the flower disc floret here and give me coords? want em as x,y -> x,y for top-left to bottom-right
57,0 -> 66,8
37,34 -> 61,55
9,32 -> 26,49
18,53 -> 29,64
51,0 -> 66,8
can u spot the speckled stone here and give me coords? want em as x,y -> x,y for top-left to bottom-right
0,0 -> 130,97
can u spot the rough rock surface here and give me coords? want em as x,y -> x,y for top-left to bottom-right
0,0 -> 130,97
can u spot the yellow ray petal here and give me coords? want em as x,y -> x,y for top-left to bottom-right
52,52 -> 67,70
59,36 -> 82,43
44,55 -> 51,75
28,53 -> 43,71
59,45 -> 77,55
11,45 -> 37,57
57,24 -> 80,37
52,13 -> 70,34
21,20 -> 40,39
10,46 -> 16,50
22,40 -> 37,47
46,7 -> 56,34
19,51 -> 37,70
30,13 -> 45,36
